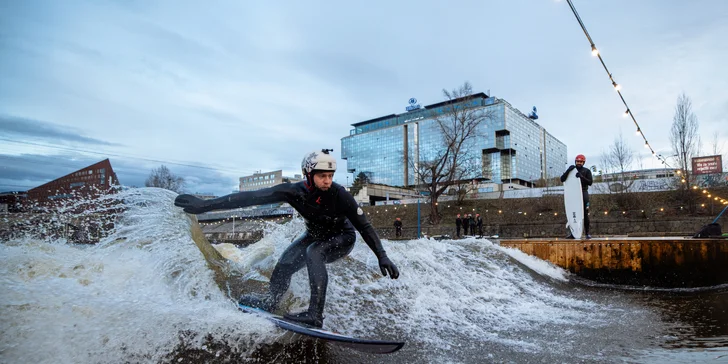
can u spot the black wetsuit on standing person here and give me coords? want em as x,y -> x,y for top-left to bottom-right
560,154 -> 593,238
174,149 -> 399,328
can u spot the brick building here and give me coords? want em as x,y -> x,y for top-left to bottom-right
27,159 -> 120,207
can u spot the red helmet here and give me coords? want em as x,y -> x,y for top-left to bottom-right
575,154 -> 586,162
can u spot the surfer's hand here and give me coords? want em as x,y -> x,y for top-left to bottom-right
378,256 -> 400,279
174,194 -> 209,214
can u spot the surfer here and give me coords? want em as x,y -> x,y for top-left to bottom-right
560,154 -> 593,239
174,149 -> 400,328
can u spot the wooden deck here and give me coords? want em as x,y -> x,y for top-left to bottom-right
499,236 -> 728,288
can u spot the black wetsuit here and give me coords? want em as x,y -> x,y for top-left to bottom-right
393,220 -> 402,237
175,181 -> 393,324
560,166 -> 593,235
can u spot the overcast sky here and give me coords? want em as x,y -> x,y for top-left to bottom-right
1,0 -> 727,196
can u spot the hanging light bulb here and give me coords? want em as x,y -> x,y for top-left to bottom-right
591,44 -> 599,56
612,81 -> 621,91
623,109 -> 630,117
644,141 -> 649,148
635,128 -> 641,135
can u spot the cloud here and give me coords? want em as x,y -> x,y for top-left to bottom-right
0,153 -> 239,196
0,114 -> 120,146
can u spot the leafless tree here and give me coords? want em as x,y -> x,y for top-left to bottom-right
707,131 -> 728,171
601,131 -> 635,193
669,93 -> 700,186
145,165 -> 185,193
409,82 -> 495,225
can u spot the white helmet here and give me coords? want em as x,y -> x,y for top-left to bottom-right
301,149 -> 337,176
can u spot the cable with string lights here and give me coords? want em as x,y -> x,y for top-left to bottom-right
563,0 -> 726,207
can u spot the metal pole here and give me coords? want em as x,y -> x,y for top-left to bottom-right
417,195 -> 421,239
232,216 -> 235,234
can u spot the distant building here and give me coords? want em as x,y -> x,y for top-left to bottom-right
599,168 -> 677,181
0,191 -> 27,213
27,159 -> 120,206
341,93 -> 567,187
239,170 -> 303,192
192,193 -> 217,200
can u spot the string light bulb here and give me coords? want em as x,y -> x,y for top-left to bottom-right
612,81 -> 621,91
644,142 -> 649,149
623,109 -> 630,117
635,128 -> 641,136
591,44 -> 599,56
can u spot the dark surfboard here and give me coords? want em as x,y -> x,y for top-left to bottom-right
238,304 -> 405,354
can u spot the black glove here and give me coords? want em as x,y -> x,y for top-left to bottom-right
575,172 -> 582,178
378,255 -> 400,279
174,194 -> 210,214
567,165 -> 576,171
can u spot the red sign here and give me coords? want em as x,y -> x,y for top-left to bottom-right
691,155 -> 723,175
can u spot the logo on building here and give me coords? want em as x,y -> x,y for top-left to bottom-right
406,98 -> 421,112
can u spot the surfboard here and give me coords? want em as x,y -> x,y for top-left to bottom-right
238,304 -> 405,354
563,168 -> 584,239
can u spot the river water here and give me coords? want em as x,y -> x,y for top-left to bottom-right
1,188 -> 726,363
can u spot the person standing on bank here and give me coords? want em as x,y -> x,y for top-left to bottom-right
455,214 -> 462,238
476,213 -> 483,237
560,154 -> 593,239
174,149 -> 400,328
462,213 -> 469,236
468,214 -> 476,237
393,217 -> 403,238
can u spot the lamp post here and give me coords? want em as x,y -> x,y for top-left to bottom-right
417,193 -> 421,239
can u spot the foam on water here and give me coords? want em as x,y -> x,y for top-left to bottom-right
0,189 -> 278,364
1,189 -> 662,363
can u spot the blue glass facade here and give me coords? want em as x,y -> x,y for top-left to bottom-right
341,95 -> 567,186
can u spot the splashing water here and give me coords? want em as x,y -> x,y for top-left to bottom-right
2,188 -> 723,363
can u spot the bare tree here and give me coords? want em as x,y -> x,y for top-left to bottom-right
409,82 -> 495,225
709,131 -> 724,155
145,165 -> 185,193
602,131 -> 635,192
709,131 -> 728,171
669,93 -> 700,185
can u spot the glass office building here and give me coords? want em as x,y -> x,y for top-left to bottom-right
341,93 -> 567,187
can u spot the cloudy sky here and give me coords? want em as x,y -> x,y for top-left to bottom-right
1,0 -> 727,196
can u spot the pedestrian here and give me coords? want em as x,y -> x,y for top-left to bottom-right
476,213 -> 483,236
462,214 -> 469,236
393,217 -> 403,238
455,214 -> 462,237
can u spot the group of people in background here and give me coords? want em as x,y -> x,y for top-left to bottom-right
455,213 -> 483,237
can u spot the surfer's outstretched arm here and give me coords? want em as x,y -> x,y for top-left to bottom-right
174,183 -> 294,214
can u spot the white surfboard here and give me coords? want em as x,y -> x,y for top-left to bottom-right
563,168 -> 584,238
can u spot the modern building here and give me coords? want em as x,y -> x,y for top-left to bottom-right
27,159 -> 120,206
239,170 -> 303,192
341,93 -> 567,187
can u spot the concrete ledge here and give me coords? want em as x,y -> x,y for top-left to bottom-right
500,237 -> 728,288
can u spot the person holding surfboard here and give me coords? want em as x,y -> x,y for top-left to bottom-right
560,154 -> 593,239
173,149 -> 400,328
